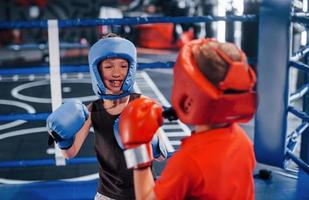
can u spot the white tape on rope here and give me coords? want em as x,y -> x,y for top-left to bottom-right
48,20 -> 66,166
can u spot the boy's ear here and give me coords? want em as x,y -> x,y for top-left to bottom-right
179,95 -> 193,114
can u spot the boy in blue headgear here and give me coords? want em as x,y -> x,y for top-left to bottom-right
46,33 -> 167,200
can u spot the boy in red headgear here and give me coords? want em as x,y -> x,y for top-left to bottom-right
119,38 -> 257,200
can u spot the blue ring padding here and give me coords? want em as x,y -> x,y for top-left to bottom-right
0,67 -> 48,75
286,150 -> 309,175
7,43 -> 88,51
0,20 -> 47,29
138,62 -> 174,69
0,110 -> 179,122
0,63 -> 173,75
0,15 -> 257,29
288,106 -> 309,121
0,65 -> 89,75
0,58 -> 256,76
0,113 -> 50,121
0,155 -> 178,168
57,16 -> 258,28
0,157 -> 97,168
290,61 -> 309,73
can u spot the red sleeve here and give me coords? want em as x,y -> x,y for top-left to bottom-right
154,151 -> 201,200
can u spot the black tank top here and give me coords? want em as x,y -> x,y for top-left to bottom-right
91,93 -> 140,200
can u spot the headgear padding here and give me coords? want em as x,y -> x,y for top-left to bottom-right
88,37 -> 137,99
171,38 -> 257,125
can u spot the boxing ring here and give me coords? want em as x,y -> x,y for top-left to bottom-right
0,0 -> 308,199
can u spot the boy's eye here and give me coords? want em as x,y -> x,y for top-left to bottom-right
121,65 -> 128,68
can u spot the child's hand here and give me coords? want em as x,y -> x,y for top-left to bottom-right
119,97 -> 163,169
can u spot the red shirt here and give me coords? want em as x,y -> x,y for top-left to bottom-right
154,123 -> 256,200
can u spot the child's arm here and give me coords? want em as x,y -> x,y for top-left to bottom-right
61,103 -> 93,158
61,116 -> 92,158
119,97 -> 163,199
47,101 -> 92,159
134,168 -> 156,200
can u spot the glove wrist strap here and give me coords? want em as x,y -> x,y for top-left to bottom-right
124,143 -> 153,169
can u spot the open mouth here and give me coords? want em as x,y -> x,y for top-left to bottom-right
109,80 -> 123,88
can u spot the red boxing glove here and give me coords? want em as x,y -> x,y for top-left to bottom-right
119,97 -> 163,169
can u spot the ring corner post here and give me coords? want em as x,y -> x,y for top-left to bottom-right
254,0 -> 292,167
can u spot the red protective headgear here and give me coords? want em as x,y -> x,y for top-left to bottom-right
171,38 -> 257,125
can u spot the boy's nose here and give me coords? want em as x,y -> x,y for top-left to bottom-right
111,68 -> 121,76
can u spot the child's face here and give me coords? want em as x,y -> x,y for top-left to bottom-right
99,58 -> 129,94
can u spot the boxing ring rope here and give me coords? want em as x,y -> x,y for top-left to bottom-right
0,157 -> 97,168
292,12 -> 309,25
0,62 -> 175,75
6,43 -> 88,51
0,14 -> 258,170
283,58 -> 309,174
272,6 -> 309,175
280,8 -> 309,174
0,15 -> 257,29
290,61 -> 309,74
289,83 -> 309,102
0,59 -> 257,75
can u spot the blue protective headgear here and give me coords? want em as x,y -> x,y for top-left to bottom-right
88,37 -> 137,99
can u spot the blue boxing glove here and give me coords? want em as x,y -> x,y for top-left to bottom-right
46,99 -> 89,149
113,117 -> 125,149
151,134 -> 167,159
114,117 -> 167,159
